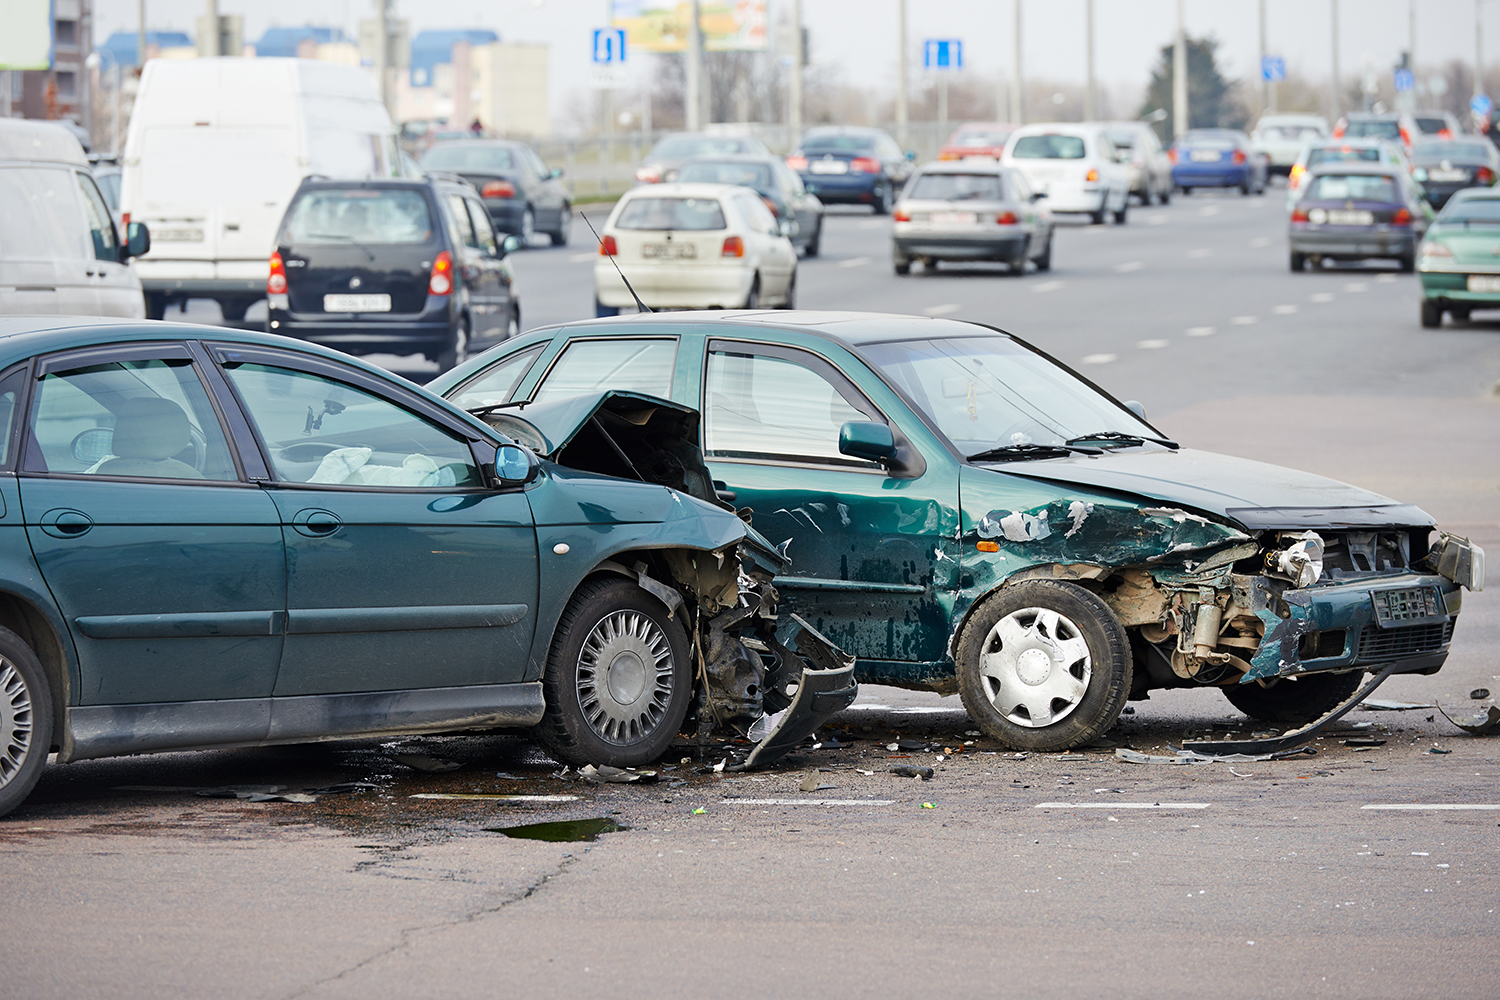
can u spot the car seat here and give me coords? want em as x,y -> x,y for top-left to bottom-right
93,397 -> 204,479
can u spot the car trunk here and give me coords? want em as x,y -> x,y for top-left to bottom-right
284,241 -> 433,315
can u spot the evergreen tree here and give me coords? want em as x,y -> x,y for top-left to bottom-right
1139,36 -> 1247,142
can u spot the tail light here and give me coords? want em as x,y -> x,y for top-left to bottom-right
1438,128 -> 1453,138
1085,168 -> 1099,182
1399,127 -> 1411,147
267,251 -> 287,294
938,150 -> 959,160
428,250 -> 453,295
1232,150 -> 1247,164
1478,166 -> 1496,185
721,236 -> 744,257
598,234 -> 617,256
893,209 -> 911,222
1168,148 -> 1178,164
1291,207 -> 1310,223
1391,207 -> 1412,227
850,157 -> 881,174
786,155 -> 808,170
635,165 -> 662,183
480,179 -> 515,198
761,196 -> 780,218
996,211 -> 1018,224
1289,163 -> 1305,187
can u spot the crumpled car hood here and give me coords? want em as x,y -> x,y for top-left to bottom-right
998,447 -> 1433,531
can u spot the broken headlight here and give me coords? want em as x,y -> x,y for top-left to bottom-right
1264,531 -> 1324,589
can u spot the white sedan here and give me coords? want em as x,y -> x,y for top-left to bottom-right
594,183 -> 798,315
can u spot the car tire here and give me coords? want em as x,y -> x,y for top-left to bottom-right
893,256 -> 911,276
804,218 -> 822,258
742,276 -> 761,309
1113,200 -> 1128,225
872,183 -> 891,216
1398,253 -> 1415,273
1451,307 -> 1471,321
1178,185 -> 1191,196
1090,206 -> 1107,225
1033,234 -> 1053,272
520,207 -> 536,247
1420,300 -> 1442,328
505,305 -> 520,339
437,315 -> 470,371
219,297 -> 253,322
1220,670 -> 1363,726
955,580 -> 1132,752
144,292 -> 167,321
1240,180 -> 1251,195
595,299 -> 620,317
779,270 -> 797,308
1158,184 -> 1171,205
1289,251 -> 1306,272
536,577 -> 693,768
0,627 -> 53,819
549,205 -> 570,246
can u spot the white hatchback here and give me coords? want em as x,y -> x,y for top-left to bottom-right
594,183 -> 798,315
1002,123 -> 1131,225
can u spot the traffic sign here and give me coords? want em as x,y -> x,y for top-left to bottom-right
1394,68 -> 1414,92
1260,56 -> 1285,83
1472,93 -> 1493,117
923,39 -> 962,70
593,28 -> 626,64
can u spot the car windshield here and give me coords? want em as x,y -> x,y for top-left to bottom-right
614,196 -> 727,231
676,161 -> 773,191
907,172 -> 1006,201
1438,199 -> 1500,223
649,135 -> 755,160
282,189 -> 434,244
1307,146 -> 1382,167
1413,141 -> 1491,164
1010,134 -> 1086,159
801,134 -> 877,154
1343,119 -> 1401,140
1304,174 -> 1400,202
421,145 -> 518,171
952,128 -> 1011,147
859,335 -> 1154,456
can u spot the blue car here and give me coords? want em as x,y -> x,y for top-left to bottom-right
1171,129 -> 1268,195
787,126 -> 914,214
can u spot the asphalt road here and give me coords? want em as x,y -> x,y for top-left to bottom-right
7,185 -> 1500,999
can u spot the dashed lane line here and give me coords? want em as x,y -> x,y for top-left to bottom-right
1272,304 -> 1299,315
1115,261 -> 1146,273
1034,280 -> 1065,293
1148,214 -> 1168,225
1362,804 -> 1500,811
1229,315 -> 1258,325
1344,281 -> 1368,292
1080,353 -> 1118,365
1310,292 -> 1336,303
1036,802 -> 1211,810
1188,248 -> 1213,258
568,252 -> 598,264
1199,205 -> 1221,216
838,256 -> 873,268
924,303 -> 961,316
726,799 -> 896,806
1186,326 -> 1216,337
1249,236 -> 1272,248
1137,339 -> 1169,349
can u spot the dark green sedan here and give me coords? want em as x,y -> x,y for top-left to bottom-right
0,318 -> 855,817
434,311 -> 1485,753
1418,190 -> 1500,327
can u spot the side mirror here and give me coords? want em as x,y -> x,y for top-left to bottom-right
72,426 -> 113,464
124,221 -> 150,260
493,442 -> 538,486
498,235 -> 522,258
905,150 -> 917,161
839,420 -> 896,463
547,166 -> 564,180
1031,191 -> 1048,201
1123,400 -> 1147,420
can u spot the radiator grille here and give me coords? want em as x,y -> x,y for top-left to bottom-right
1357,620 -> 1455,661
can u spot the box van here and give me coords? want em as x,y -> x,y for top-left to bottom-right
121,58 -> 399,321
0,119 -> 150,318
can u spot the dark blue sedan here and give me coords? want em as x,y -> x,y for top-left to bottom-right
1171,129 -> 1268,195
787,126 -> 914,214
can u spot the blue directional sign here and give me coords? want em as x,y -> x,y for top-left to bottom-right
592,28 -> 626,64
1473,93 -> 1493,117
1260,55 -> 1285,83
923,39 -> 962,70
1394,68 -> 1414,92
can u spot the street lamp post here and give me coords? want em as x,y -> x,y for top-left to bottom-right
685,0 -> 702,129
1330,0 -> 1341,119
790,0 -> 803,141
1172,0 -> 1188,137
1084,0 -> 1095,121
895,0 -> 907,147
1010,0 -> 1023,124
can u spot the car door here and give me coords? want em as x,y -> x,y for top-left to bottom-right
445,192 -> 506,344
74,169 -> 141,318
211,344 -> 539,702
17,342 -> 286,723
522,146 -> 565,230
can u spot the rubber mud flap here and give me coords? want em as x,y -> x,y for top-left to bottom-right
740,615 -> 857,770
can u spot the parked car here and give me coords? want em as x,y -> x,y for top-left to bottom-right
676,153 -> 825,256
1101,120 -> 1173,204
267,174 -> 521,370
1288,163 -> 1429,271
891,160 -> 1054,274
0,317 -> 859,818
938,122 -> 1017,161
1409,138 -> 1500,209
1170,129 -> 1268,195
0,119 -> 150,318
121,57 -> 400,322
1251,113 -> 1330,174
593,183 -> 797,315
419,139 -> 571,246
1418,189 -> 1500,326
1002,122 -> 1130,224
1286,139 -> 1410,209
433,312 -> 1484,753
634,131 -> 772,185
786,126 -> 915,214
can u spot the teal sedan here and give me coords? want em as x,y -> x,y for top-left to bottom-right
0,318 -> 854,818
1418,190 -> 1500,327
434,312 -> 1485,753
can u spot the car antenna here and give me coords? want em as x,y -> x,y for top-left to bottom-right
580,211 -> 652,314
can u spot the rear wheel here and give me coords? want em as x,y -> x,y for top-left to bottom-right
144,292 -> 167,320
218,297 -> 254,322
436,315 -> 470,371
1033,234 -> 1053,272
1221,671 -> 1363,725
1113,200 -> 1128,225
1420,300 -> 1442,328
1178,185 -> 1191,196
742,276 -> 761,309
893,256 -> 911,276
549,204 -> 571,246
778,270 -> 797,308
1450,307 -> 1472,321
1090,206 -> 1107,225
1289,251 -> 1306,272
1398,253 -> 1415,273
505,306 -> 521,339
872,182 -> 891,215
520,207 -> 536,247
0,627 -> 52,819
804,218 -> 822,257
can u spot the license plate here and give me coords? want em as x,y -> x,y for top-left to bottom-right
929,211 -> 978,225
1468,274 -> 1500,292
809,160 -> 849,174
1428,168 -> 1468,182
1190,149 -> 1222,162
155,228 -> 204,242
1327,210 -> 1374,225
641,243 -> 697,259
1371,587 -> 1443,625
323,293 -> 391,312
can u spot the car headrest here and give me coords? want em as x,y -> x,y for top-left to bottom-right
112,396 -> 191,460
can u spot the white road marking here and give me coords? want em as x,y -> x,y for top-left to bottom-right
924,303 -> 961,316
1115,261 -> 1146,273
839,256 -> 873,268
1188,248 -> 1213,258
1148,214 -> 1168,225
1361,804 -> 1500,811
1310,292 -> 1337,303
1137,339 -> 1170,349
1272,304 -> 1299,315
1080,353 -> 1118,365
1186,326 -> 1216,337
1034,280 -> 1066,293
1036,802 -> 1211,810
1376,273 -> 1398,283
859,219 -> 886,230
1249,236 -> 1272,248
569,252 -> 599,264
726,798 -> 896,806
1200,205 -> 1221,216
1229,315 -> 1258,325
1344,282 -> 1368,292
411,793 -> 580,802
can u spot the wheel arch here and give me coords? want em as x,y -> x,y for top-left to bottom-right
0,589 -> 73,755
948,563 -> 1116,663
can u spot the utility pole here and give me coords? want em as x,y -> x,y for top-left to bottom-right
1010,0 -> 1023,123
1330,0 -> 1341,119
1173,0 -> 1188,136
895,0 -> 907,147
138,0 -> 146,71
1258,0 -> 1269,113
1477,0 -> 1485,102
686,0 -> 702,129
790,0 -> 803,140
1083,0 -> 1095,121
374,0 -> 391,117
204,0 -> 219,56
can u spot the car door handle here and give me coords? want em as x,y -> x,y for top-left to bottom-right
292,508 -> 342,537
40,509 -> 93,537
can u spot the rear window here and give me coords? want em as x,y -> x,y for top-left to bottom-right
1414,117 -> 1450,134
614,196 -> 726,231
1343,120 -> 1401,140
907,173 -> 1006,201
1304,174 -> 1400,202
1010,134 -> 1085,159
1260,125 -> 1324,140
1439,199 -> 1500,222
676,161 -> 773,190
1307,146 -> 1382,167
421,145 -> 518,171
801,134 -> 877,154
282,188 -> 435,245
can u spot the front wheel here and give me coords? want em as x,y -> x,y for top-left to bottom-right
1113,200 -> 1128,225
1289,251 -> 1306,272
1221,671 -> 1363,725
956,580 -> 1131,752
0,627 -> 53,819
1420,300 -> 1442,328
536,578 -> 693,768
520,207 -> 536,247
1033,233 -> 1053,272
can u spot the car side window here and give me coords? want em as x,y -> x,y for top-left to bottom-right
447,345 -> 545,409
0,370 -> 27,469
531,338 -> 678,403
25,356 -> 237,481
1008,169 -> 1032,202
738,194 -> 778,235
703,345 -> 882,467
75,171 -> 119,261
221,362 -> 480,488
465,199 -> 498,254
444,193 -> 477,249
525,148 -> 549,177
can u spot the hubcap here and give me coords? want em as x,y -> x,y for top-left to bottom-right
0,658 -> 34,789
577,610 -> 674,746
522,211 -> 535,244
978,608 -> 1092,728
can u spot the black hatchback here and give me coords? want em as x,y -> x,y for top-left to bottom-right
267,175 -> 521,370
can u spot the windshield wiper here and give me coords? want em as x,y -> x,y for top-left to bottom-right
966,442 -> 1101,462
466,400 -> 531,417
1065,430 -> 1179,450
302,233 -> 376,261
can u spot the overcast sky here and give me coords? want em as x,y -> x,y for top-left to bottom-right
97,0 -> 1484,124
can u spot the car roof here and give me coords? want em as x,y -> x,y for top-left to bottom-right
678,153 -> 781,165
1343,112 -> 1400,121
0,118 -> 89,165
528,310 -> 1005,348
1304,161 -> 1402,176
913,159 -> 1007,175
618,182 -> 751,198
1012,122 -> 1097,135
802,125 -> 887,135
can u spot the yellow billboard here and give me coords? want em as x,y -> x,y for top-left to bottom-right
612,1 -> 767,53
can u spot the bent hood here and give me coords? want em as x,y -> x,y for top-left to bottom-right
999,447 -> 1433,530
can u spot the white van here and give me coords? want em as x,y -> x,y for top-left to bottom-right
0,119 -> 149,318
121,58 -> 399,321
1003,122 -> 1132,225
